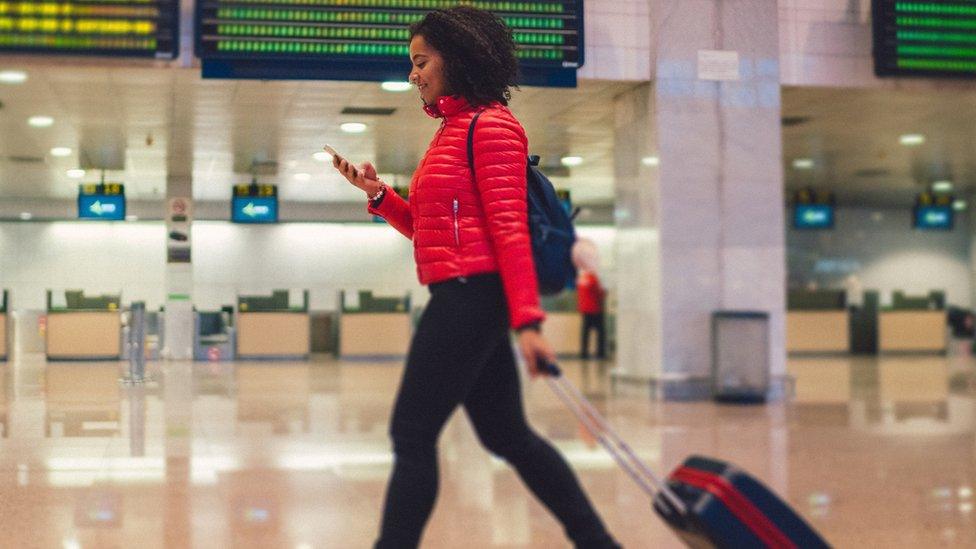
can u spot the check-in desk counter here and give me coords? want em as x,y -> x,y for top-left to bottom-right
339,291 -> 411,359
45,290 -> 122,361
541,292 -> 585,357
237,290 -> 310,360
786,290 -> 849,354
879,310 -> 946,353
878,291 -> 946,354
0,290 -> 8,361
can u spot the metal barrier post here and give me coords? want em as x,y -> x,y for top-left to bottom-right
122,302 -> 149,384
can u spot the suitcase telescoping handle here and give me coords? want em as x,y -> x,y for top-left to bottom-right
540,362 -> 687,515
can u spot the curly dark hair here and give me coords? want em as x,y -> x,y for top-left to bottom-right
409,6 -> 519,106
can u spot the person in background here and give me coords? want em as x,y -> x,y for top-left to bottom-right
329,7 -> 620,548
574,238 -> 607,360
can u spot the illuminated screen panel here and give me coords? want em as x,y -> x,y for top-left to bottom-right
196,0 -> 582,86
78,183 -> 126,220
874,0 -> 976,77
0,1 -> 179,59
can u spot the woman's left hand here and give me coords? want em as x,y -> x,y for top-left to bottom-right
517,329 -> 557,379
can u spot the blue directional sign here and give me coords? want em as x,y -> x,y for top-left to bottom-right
78,184 -> 126,221
231,196 -> 278,223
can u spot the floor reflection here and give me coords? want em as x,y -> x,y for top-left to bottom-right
0,353 -> 970,547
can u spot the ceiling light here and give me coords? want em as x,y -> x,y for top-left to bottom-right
792,158 -> 814,169
50,147 -> 72,157
294,173 -> 311,182
899,134 -> 925,146
28,116 -> 54,128
66,169 -> 85,179
0,70 -> 27,84
381,81 -> 412,92
560,156 -> 584,167
954,200 -> 967,211
19,212 -> 32,220
312,151 -> 332,162
642,156 -> 660,167
340,122 -> 367,134
932,180 -> 953,192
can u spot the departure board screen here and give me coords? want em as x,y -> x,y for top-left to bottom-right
0,1 -> 179,59
874,1 -> 976,77
196,1 -> 582,86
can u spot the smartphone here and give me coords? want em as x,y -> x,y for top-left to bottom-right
324,144 -> 358,177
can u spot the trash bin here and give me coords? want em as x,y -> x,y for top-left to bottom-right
711,311 -> 769,404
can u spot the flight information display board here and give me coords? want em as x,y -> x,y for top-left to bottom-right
0,1 -> 180,59
873,1 -> 976,77
78,183 -> 126,221
232,183 -> 279,223
196,0 -> 582,86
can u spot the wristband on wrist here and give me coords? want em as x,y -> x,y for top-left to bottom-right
367,185 -> 386,202
516,322 -> 541,334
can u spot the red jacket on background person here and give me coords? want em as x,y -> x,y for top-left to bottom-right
577,271 -> 605,315
368,95 -> 545,330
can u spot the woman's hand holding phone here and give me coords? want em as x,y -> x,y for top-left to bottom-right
325,145 -> 383,197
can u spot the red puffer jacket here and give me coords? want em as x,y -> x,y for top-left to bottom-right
368,95 -> 545,330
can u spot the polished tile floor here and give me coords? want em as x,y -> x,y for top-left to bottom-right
0,352 -> 974,548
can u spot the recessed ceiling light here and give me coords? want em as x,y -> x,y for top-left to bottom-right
953,199 -> 967,211
19,212 -> 32,220
899,134 -> 926,146
641,156 -> 660,167
66,169 -> 85,179
50,147 -> 72,157
340,122 -> 367,134
294,173 -> 311,182
560,156 -> 584,167
932,180 -> 953,192
28,116 -> 54,128
792,158 -> 814,169
0,70 -> 27,84
126,215 -> 138,221
312,151 -> 332,162
381,81 -> 412,92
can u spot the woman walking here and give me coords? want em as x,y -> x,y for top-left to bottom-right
330,7 -> 620,548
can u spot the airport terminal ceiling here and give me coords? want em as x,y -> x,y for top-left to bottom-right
783,86 -> 976,208
0,65 -> 634,207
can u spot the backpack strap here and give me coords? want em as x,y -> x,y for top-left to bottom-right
466,110 -> 485,180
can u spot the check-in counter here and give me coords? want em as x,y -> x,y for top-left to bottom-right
45,290 -> 122,361
541,291 -> 586,357
786,290 -> 849,354
0,290 -> 8,361
237,290 -> 310,360
194,308 -> 236,361
879,310 -> 946,353
787,311 -> 849,353
339,291 -> 411,359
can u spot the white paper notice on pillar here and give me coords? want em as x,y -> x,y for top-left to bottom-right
698,50 -> 740,81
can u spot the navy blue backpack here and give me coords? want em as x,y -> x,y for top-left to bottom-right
468,112 -> 577,295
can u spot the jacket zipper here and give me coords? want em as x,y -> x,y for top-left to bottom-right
452,198 -> 460,247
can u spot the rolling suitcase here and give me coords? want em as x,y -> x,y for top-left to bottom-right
540,363 -> 831,549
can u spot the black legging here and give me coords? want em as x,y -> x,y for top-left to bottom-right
375,273 -> 619,548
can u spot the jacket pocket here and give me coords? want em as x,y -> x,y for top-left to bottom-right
452,198 -> 461,248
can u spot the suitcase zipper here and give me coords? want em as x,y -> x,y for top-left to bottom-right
452,198 -> 460,247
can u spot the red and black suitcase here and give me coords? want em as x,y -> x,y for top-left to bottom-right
541,363 -> 831,549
